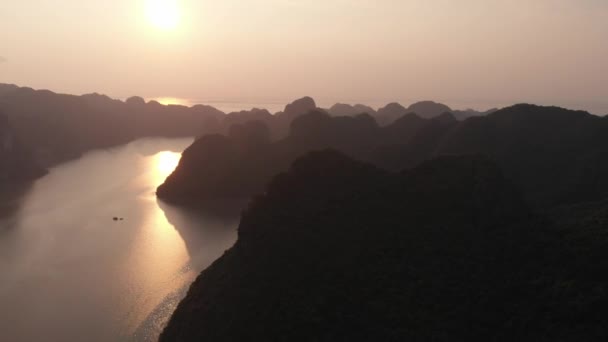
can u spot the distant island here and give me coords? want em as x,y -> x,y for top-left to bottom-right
0,83 -> 495,172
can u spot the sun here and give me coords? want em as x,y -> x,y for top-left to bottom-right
146,0 -> 181,30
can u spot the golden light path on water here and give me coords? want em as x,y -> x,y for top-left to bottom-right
119,150 -> 191,335
0,138 -> 239,342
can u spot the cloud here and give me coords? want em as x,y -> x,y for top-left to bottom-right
0,56 -> 6,63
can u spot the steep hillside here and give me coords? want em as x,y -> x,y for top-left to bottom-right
374,104 -> 608,208
160,151 -> 602,341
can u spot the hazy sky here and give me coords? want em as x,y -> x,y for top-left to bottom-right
1,0 -> 607,113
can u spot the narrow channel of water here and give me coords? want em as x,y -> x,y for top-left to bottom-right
0,138 -> 240,341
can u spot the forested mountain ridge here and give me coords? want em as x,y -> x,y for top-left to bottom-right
162,150 -> 608,341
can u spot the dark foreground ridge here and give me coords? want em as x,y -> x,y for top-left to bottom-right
161,150 -> 608,341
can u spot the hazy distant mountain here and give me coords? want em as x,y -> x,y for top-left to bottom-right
0,85 -> 356,168
0,84 -> 226,166
0,112 -> 46,186
406,100 -> 452,118
453,107 -> 498,120
223,108 -> 274,131
283,96 -> 317,117
375,102 -> 408,126
160,150 -> 607,341
271,96 -> 322,139
405,101 -> 497,120
374,100 -> 495,125
328,103 -> 377,117
0,83 -> 500,168
375,101 -> 453,125
125,96 -> 147,106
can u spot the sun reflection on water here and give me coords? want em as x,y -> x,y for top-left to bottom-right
0,139 -> 239,342
156,151 -> 181,179
152,97 -> 189,106
121,149 -> 192,334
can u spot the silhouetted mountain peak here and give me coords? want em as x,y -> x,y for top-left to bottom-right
376,102 -> 407,126
82,93 -> 112,101
380,102 -> 406,112
406,101 -> 452,119
491,103 -> 591,121
328,103 -> 353,115
354,104 -> 376,115
283,96 -> 317,117
146,100 -> 163,108
191,104 -> 222,113
228,108 -> 272,117
329,103 -> 376,117
125,96 -> 146,106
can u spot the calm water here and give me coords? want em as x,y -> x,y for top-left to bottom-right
0,138 -> 240,341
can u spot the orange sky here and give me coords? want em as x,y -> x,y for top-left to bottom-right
1,0 -> 607,113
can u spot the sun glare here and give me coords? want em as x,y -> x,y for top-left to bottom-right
146,0 -> 181,30
156,151 -> 181,178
